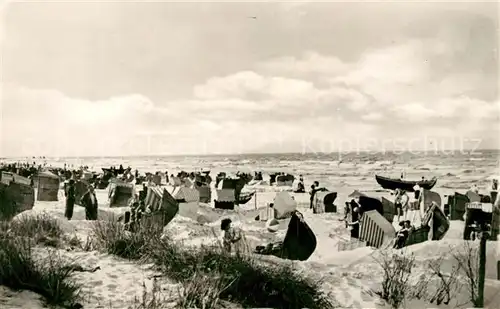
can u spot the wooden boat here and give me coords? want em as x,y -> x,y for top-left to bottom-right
238,191 -> 255,205
254,211 -> 316,261
375,175 -> 437,192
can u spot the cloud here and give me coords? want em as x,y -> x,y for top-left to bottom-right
255,36 -> 498,137
0,84 -> 164,156
258,51 -> 348,76
1,2 -> 498,157
361,112 -> 384,122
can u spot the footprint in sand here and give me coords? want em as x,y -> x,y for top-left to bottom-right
89,280 -> 104,286
106,284 -> 118,290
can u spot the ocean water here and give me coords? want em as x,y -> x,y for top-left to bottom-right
5,150 -> 500,201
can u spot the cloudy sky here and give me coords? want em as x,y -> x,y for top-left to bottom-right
1,0 -> 498,157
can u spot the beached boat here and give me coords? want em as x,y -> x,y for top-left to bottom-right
375,175 -> 437,191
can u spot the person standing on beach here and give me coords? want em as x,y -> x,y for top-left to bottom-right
412,183 -> 421,211
139,183 -> 147,202
343,201 -> 351,228
348,204 -> 361,239
400,190 -> 410,220
394,189 -> 403,222
492,179 -> 498,191
294,175 -> 305,193
65,179 -> 76,220
81,185 -> 98,220
309,181 -> 320,209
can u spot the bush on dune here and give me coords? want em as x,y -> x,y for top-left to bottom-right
0,236 -> 81,307
4,213 -> 64,247
177,272 -> 229,309
373,250 -> 416,309
93,219 -> 334,309
91,218 -> 163,260
150,240 -> 332,309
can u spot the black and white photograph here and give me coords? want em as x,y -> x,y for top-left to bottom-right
0,0 -> 499,308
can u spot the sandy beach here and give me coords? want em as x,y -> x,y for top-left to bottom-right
1,151 -> 499,308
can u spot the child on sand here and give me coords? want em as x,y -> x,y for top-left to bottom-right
221,218 -> 248,255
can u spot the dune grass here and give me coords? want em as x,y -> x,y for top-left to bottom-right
0,228 -> 81,307
90,218 -> 162,260
1,213 -> 64,247
91,219 -> 334,309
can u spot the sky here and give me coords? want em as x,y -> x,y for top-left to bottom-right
1,0 -> 499,157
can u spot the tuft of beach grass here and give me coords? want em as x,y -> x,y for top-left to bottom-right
92,219 -> 335,309
0,223 -> 81,308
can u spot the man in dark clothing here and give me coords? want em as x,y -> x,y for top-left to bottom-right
139,183 -> 147,202
65,179 -> 76,220
309,181 -> 320,209
80,185 -> 98,220
343,202 -> 351,228
348,204 -> 361,239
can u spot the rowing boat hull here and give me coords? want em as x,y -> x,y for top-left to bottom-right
238,191 -> 255,205
375,175 -> 437,191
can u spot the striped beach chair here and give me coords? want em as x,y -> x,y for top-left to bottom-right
145,186 -> 164,211
359,210 -> 396,249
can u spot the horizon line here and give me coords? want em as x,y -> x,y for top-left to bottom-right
1,148 -> 499,160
